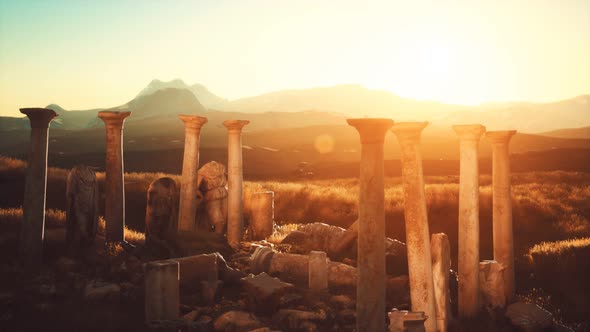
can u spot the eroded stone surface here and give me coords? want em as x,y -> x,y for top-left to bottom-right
241,272 -> 294,313
66,165 -> 99,252
213,310 -> 262,332
506,302 -> 553,332
197,161 -> 228,234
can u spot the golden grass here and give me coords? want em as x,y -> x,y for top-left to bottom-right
528,237 -> 590,257
0,208 -> 145,245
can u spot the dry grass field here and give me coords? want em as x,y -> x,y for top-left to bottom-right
1,155 -> 589,328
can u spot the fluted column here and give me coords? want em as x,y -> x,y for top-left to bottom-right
223,120 -> 250,248
19,108 -> 57,271
347,118 -> 393,332
178,115 -> 208,232
98,111 -> 131,243
392,122 -> 436,332
453,124 -> 485,317
486,130 -> 517,302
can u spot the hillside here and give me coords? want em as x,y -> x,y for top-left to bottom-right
540,126 -> 590,139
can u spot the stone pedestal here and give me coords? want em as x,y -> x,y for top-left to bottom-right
308,251 -> 328,292
144,260 -> 179,323
453,124 -> 485,317
66,165 -> 99,251
19,108 -> 57,270
145,177 -> 178,249
479,260 -> 506,310
388,309 -> 427,332
431,233 -> 451,332
249,191 -> 275,240
486,130 -> 517,302
392,122 -> 436,332
223,120 -> 250,248
178,115 -> 208,232
98,111 -> 131,243
348,118 -> 393,332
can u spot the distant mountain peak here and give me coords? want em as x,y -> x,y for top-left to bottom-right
137,78 -> 226,108
45,104 -> 66,113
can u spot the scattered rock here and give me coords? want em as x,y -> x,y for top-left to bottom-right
506,301 -> 553,332
241,272 -> 294,313
55,257 -> 79,274
272,309 -> 327,330
182,310 -> 199,322
83,281 -> 121,301
213,311 -> 262,332
329,295 -> 354,309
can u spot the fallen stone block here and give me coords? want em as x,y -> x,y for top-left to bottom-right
506,301 -> 553,332
213,311 -> 263,332
241,272 -> 294,313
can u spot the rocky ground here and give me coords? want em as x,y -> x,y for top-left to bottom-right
0,225 -> 575,332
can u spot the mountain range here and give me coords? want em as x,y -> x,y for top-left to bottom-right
1,78 -> 588,135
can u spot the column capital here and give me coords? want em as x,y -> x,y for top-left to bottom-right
391,121 -> 428,142
453,124 -> 486,141
223,120 -> 250,132
98,111 -> 131,128
486,130 -> 517,145
347,118 -> 394,144
20,108 -> 57,129
179,115 -> 208,130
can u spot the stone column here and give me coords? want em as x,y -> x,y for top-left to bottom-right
144,260 -> 179,323
391,122 -> 436,332
249,191 -> 275,240
223,120 -> 250,248
177,115 -> 208,232
308,251 -> 328,292
98,111 -> 131,243
19,108 -> 57,271
347,118 -> 393,332
486,130 -> 517,302
452,124 -> 485,317
431,233 -> 451,332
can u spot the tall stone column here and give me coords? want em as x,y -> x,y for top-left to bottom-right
178,115 -> 208,232
347,118 -> 393,332
98,111 -> 131,243
486,130 -> 517,302
223,120 -> 250,248
144,260 -> 179,323
453,124 -> 485,317
19,108 -> 57,271
391,122 -> 436,332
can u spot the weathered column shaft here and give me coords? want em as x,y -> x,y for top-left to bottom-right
144,260 -> 179,322
178,115 -> 208,232
249,191 -> 275,240
348,118 -> 393,332
308,251 -> 328,292
453,124 -> 485,317
98,111 -> 131,242
223,120 -> 250,247
487,130 -> 517,302
392,122 -> 436,332
19,108 -> 57,270
431,233 -> 451,332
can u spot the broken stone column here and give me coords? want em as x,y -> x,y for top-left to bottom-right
178,115 -> 208,232
19,108 -> 57,270
251,247 -> 409,302
197,161 -> 228,234
431,233 -> 451,332
486,130 -> 517,302
66,165 -> 99,251
144,260 -> 179,323
308,251 -> 328,292
479,260 -> 506,311
347,118 -> 393,332
453,124 -> 485,317
388,309 -> 427,332
98,111 -> 131,243
249,191 -> 275,241
145,177 -> 178,253
223,120 -> 250,248
392,122 -> 437,332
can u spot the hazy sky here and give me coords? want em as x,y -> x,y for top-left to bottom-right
1,0 -> 589,116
